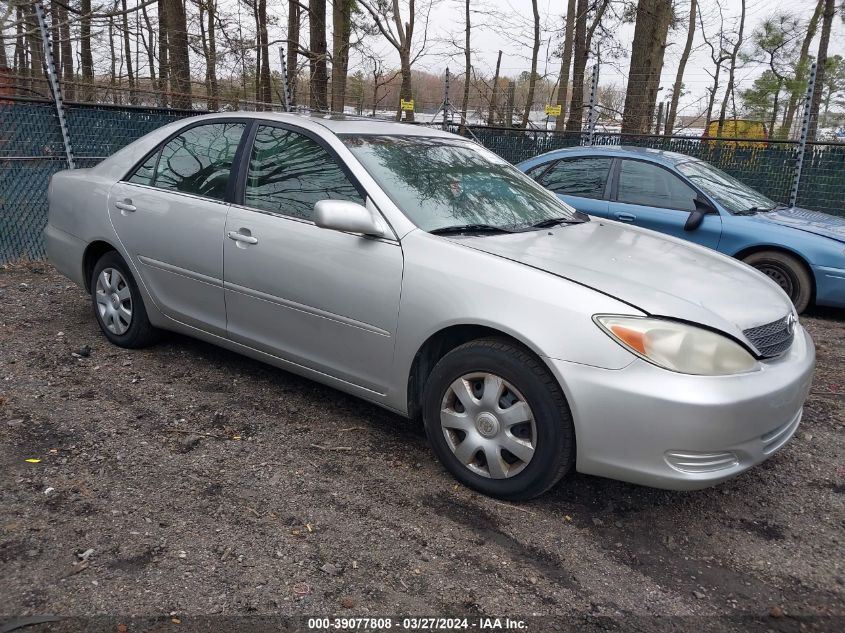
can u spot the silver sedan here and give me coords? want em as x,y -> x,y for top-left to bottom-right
45,113 -> 815,499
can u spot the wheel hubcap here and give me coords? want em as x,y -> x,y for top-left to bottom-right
440,372 -> 536,479
755,263 -> 795,298
95,268 -> 133,335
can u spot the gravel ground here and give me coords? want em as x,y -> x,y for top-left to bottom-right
1,262 -> 843,630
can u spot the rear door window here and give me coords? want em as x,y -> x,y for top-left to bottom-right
143,122 -> 246,201
537,157 -> 613,199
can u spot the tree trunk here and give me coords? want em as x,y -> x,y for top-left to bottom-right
331,0 -> 353,112
520,0 -> 540,128
621,0 -> 673,135
488,50 -> 502,125
158,0 -> 169,106
207,1 -> 219,110
397,51 -> 413,122
58,2 -> 73,100
258,0 -> 271,107
665,0 -> 696,136
806,0 -> 834,142
50,0 -> 61,80
458,0 -> 471,128
121,0 -> 136,102
287,1 -> 300,105
782,0 -> 823,138
309,0 -> 328,110
108,14 -> 118,103
717,0 -> 745,135
25,8 -> 45,97
565,0 -> 588,132
165,0 -> 192,109
141,2 -> 157,95
555,0 -> 576,131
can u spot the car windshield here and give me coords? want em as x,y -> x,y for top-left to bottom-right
342,135 -> 579,232
676,160 -> 777,215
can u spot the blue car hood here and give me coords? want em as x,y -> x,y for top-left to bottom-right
752,207 -> 845,244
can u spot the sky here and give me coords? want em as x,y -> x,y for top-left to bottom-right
345,0 -> 845,116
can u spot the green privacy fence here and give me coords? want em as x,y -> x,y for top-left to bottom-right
1,98 -> 844,262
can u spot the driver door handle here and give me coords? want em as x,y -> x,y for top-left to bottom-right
228,230 -> 258,245
114,200 -> 136,213
615,212 -> 636,223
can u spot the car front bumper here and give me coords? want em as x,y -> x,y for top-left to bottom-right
546,325 -> 815,490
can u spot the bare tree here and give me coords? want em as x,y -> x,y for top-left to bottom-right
359,0 -> 438,122
782,0 -> 824,138
121,0 -> 137,102
459,0 -> 471,126
716,0 -> 746,135
309,0 -> 328,109
622,0 -> 673,134
331,0 -> 354,112
287,0 -> 301,105
518,0 -> 540,127
665,0 -> 697,136
807,0 -> 836,141
698,0 -> 730,130
554,0 -> 576,131
488,49 -> 502,125
164,0 -> 191,108
564,0 -> 587,131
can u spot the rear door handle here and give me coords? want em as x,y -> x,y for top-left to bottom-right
615,212 -> 636,223
227,230 -> 258,245
114,200 -> 136,213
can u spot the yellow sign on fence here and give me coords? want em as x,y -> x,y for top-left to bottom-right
544,104 -> 562,117
400,99 -> 415,112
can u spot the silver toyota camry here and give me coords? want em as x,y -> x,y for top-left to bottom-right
45,113 -> 815,500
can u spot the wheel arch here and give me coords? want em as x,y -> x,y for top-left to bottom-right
732,244 -> 816,300
82,240 -> 120,293
406,324 -> 551,422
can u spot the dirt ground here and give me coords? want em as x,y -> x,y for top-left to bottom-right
1,262 -> 843,631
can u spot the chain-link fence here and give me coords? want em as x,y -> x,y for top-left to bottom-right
1,96 -> 844,263
0,97 -> 200,261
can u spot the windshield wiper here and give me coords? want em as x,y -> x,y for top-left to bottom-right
527,215 -> 589,229
429,224 -> 515,235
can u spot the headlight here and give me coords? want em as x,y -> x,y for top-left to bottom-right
594,315 -> 760,376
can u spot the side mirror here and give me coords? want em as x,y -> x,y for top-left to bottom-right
314,200 -> 385,237
684,197 -> 716,232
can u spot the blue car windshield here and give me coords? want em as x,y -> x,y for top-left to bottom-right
342,135 -> 579,232
677,160 -> 777,215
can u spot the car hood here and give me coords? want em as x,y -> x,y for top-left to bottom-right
456,220 -> 794,342
751,206 -> 845,243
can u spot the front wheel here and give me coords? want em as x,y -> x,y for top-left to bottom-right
742,250 -> 812,314
422,338 -> 575,500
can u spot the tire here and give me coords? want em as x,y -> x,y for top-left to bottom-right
90,251 -> 160,348
422,337 -> 575,500
742,250 -> 812,314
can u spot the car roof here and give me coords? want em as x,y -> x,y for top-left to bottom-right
177,110 -> 459,139
520,145 -> 698,167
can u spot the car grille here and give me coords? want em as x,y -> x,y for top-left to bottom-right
742,315 -> 795,358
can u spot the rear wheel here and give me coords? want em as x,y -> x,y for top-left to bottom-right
91,251 -> 160,348
742,250 -> 812,314
422,338 -> 575,500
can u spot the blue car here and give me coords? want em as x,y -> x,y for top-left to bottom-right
517,146 -> 845,313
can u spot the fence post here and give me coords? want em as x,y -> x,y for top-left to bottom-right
278,47 -> 292,113
586,64 -> 599,145
35,1 -> 75,169
790,61 -> 817,209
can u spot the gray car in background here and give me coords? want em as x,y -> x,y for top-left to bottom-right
45,113 -> 815,499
